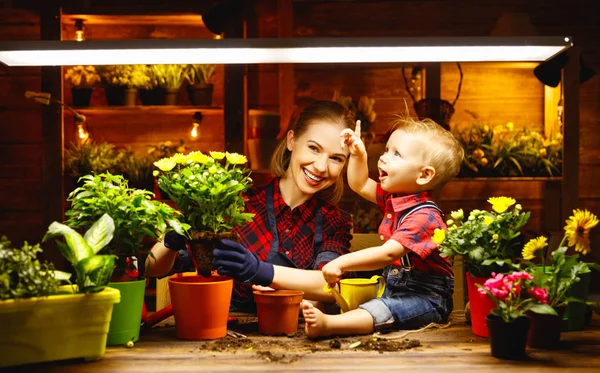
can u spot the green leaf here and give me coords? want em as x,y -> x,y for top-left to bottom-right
74,254 -> 117,293
53,270 -> 72,281
43,221 -> 94,264
527,303 -> 557,315
83,213 -> 115,254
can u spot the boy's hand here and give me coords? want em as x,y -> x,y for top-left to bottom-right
321,260 -> 344,286
340,120 -> 367,157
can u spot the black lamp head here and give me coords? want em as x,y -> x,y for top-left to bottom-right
202,1 -> 240,36
534,52 -> 596,87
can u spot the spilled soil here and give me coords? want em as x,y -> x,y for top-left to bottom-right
192,316 -> 421,363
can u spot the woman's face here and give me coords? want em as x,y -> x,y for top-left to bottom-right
286,121 -> 349,196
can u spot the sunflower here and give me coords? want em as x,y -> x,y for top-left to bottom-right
487,196 -> 516,213
522,236 -> 548,260
564,209 -> 599,255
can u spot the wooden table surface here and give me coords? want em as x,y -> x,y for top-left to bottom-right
6,312 -> 600,373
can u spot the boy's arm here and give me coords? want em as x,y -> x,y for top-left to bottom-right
341,120 -> 377,203
322,239 -> 406,283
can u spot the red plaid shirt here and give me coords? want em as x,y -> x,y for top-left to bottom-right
233,178 -> 352,302
376,185 -> 453,277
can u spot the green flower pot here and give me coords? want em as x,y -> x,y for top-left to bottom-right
106,278 -> 146,345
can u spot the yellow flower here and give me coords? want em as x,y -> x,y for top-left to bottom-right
488,197 -> 516,213
210,151 -> 226,160
451,209 -> 464,221
506,122 -> 514,131
152,170 -> 159,177
473,149 -> 485,159
446,219 -> 454,226
172,153 -> 188,164
226,152 -> 248,165
484,216 -> 494,226
208,165 -> 218,174
432,228 -> 446,244
188,151 -> 212,164
492,234 -> 499,241
154,158 -> 176,172
483,125 -> 490,132
522,236 -> 548,260
539,148 -> 547,158
480,158 -> 488,166
564,209 -> 599,255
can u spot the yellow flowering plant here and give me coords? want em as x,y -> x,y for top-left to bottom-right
153,151 -> 255,234
522,209 -> 600,307
64,65 -> 101,88
435,197 -> 530,278
453,121 -> 562,177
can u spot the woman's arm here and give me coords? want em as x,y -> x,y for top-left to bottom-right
144,241 -> 177,277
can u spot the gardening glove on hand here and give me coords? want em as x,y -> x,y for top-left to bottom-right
163,232 -> 195,273
213,239 -> 274,286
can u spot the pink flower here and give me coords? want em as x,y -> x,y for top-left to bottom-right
506,271 -> 533,282
528,287 -> 549,304
490,287 -> 509,301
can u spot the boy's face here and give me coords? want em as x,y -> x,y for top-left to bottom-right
378,129 -> 431,194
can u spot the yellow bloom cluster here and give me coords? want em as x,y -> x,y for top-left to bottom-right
64,65 -> 101,87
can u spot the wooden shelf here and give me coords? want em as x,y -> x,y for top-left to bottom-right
61,14 -> 206,26
75,106 -> 223,114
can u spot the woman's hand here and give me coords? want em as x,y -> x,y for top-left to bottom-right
340,120 -> 367,157
213,239 -> 275,286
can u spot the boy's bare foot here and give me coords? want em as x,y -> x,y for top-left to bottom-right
301,300 -> 331,338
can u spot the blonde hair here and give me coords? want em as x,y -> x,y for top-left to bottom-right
270,101 -> 355,204
387,116 -> 464,190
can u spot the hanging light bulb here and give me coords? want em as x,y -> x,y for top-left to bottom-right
190,111 -> 203,141
75,19 -> 85,42
74,114 -> 89,143
213,33 -> 223,40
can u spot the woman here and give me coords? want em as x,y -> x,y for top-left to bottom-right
145,100 -> 355,311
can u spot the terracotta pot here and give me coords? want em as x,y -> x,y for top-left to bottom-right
467,272 -> 495,337
527,307 -> 565,349
169,275 -> 233,340
189,231 -> 238,276
253,290 -> 304,336
486,315 -> 530,360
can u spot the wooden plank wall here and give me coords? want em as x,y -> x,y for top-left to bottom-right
248,0 -> 600,291
0,9 -> 46,254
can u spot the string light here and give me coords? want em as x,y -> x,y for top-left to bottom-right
75,19 -> 85,42
190,111 -> 203,141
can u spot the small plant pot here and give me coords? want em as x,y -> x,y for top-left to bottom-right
467,273 -> 496,337
527,307 -> 565,349
169,275 -> 233,340
187,83 -> 213,106
253,290 -> 304,336
486,315 -> 530,360
106,278 -> 146,346
104,85 -> 126,106
139,88 -> 163,105
161,88 -> 180,105
124,88 -> 138,107
71,87 -> 93,107
189,231 -> 238,276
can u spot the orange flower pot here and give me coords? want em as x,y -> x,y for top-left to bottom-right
253,290 -> 304,336
168,275 -> 233,340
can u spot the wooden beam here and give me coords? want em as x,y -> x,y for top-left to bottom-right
40,1 -> 65,269
277,0 -> 294,138
562,46 -> 580,226
223,0 -> 246,155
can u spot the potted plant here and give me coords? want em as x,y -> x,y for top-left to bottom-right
118,148 -> 156,193
522,209 -> 600,346
478,271 -> 556,360
64,141 -> 123,190
97,65 -> 150,106
151,64 -> 186,105
184,64 -> 216,106
153,151 -> 254,340
64,65 -> 101,107
333,90 -> 377,148
0,214 -> 120,368
435,196 -> 530,337
64,172 -> 189,345
452,120 -> 563,178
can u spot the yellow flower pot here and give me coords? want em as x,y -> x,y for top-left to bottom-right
0,286 -> 120,368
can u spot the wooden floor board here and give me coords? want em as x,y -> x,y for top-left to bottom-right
9,313 -> 600,372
